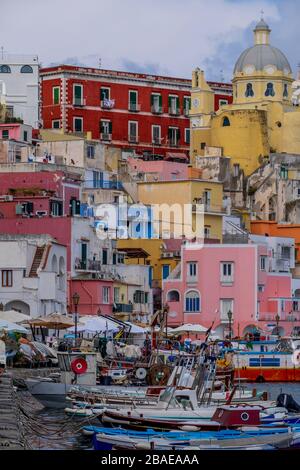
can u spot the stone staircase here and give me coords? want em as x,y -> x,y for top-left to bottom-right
29,245 -> 46,277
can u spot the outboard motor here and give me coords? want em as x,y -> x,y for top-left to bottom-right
276,393 -> 300,413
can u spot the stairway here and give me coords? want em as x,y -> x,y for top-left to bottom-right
29,246 -> 46,277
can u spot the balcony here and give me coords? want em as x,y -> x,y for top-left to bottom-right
101,99 -> 115,109
128,134 -> 139,144
128,103 -> 141,112
100,133 -> 112,142
73,98 -> 86,107
168,107 -> 180,116
113,303 -> 133,313
258,313 -> 300,322
75,259 -> 102,271
92,179 -> 123,190
192,203 -> 225,214
183,108 -> 190,117
167,139 -> 179,148
152,138 -> 161,146
151,105 -> 163,114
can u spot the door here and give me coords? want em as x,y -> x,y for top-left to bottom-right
162,264 -> 170,280
81,243 -> 87,270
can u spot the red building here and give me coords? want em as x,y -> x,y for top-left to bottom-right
40,65 -> 232,159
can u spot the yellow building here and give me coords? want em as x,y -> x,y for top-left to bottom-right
191,18 -> 300,175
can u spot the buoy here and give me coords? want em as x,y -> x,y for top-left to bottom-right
135,367 -> 147,380
71,357 -> 88,374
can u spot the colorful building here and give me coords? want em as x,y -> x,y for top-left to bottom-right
190,19 -> 300,175
40,65 -> 232,159
163,235 -> 300,338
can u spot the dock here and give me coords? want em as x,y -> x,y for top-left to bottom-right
0,372 -> 25,450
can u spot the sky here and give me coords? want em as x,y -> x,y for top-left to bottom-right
1,0 -> 299,81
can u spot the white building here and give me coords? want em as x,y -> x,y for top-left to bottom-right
0,54 -> 39,128
0,234 -> 67,318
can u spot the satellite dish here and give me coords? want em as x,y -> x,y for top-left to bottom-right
292,350 -> 300,366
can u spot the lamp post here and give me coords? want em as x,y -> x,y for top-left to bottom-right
72,292 -> 80,347
227,309 -> 233,340
275,313 -> 280,337
163,303 -> 169,341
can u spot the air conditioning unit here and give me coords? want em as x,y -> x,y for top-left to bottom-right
1,195 -> 13,202
36,210 -> 48,217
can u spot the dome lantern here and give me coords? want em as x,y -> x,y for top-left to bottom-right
254,18 -> 271,45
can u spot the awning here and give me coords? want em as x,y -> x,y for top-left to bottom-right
165,152 -> 188,162
120,247 -> 150,259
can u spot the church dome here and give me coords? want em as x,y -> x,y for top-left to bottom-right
234,19 -> 292,75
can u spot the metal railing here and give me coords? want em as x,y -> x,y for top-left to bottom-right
128,134 -> 139,143
168,107 -> 180,116
100,133 -> 112,141
151,105 -> 163,114
113,303 -> 133,313
73,98 -> 86,106
128,103 -> 141,112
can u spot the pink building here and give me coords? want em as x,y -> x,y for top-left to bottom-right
0,123 -> 33,143
70,279 -> 113,316
127,157 -> 189,181
163,236 -> 300,338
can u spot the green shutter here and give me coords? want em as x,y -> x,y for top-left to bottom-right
101,88 -> 109,100
168,96 -> 172,108
159,94 -> 162,108
130,91 -> 137,104
168,128 -> 172,139
176,96 -> 179,113
109,121 -> 112,134
151,94 -> 154,106
74,85 -> 82,99
177,128 -> 180,142
100,121 -> 103,133
53,87 -> 59,104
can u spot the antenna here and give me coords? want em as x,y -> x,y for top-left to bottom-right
1,47 -> 4,60
220,69 -> 224,82
260,9 -> 264,20
98,57 -> 102,69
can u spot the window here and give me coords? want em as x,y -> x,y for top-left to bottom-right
128,121 -> 138,142
204,226 -> 210,238
219,99 -> 228,106
183,96 -> 191,115
265,82 -> 275,97
282,246 -> 291,259
87,145 -> 95,159
245,83 -> 254,97
73,84 -> 83,105
0,65 -> 11,73
112,252 -> 117,265
168,95 -> 179,115
51,200 -> 63,216
162,264 -> 170,280
152,125 -> 161,145
203,190 -> 211,209
20,65 -> 33,73
168,127 -> 179,146
74,117 -> 83,132
187,262 -> 197,280
233,163 -> 240,177
222,116 -> 230,127
260,256 -> 267,271
151,93 -> 162,113
220,299 -> 233,320
2,129 -> 9,139
220,262 -> 234,284
102,249 -> 108,265
283,84 -> 289,98
100,87 -> 110,101
185,128 -> 190,144
103,286 -> 110,304
185,290 -> 200,312
52,120 -> 60,129
114,287 -> 120,303
129,90 -> 138,111
200,142 -> 206,150
167,290 -> 180,302
53,86 -> 60,105
293,300 -> 300,312
280,164 -> 288,180
133,290 -> 146,303
23,131 -> 28,142
258,284 -> 265,293
2,270 -> 13,287
100,120 -> 112,139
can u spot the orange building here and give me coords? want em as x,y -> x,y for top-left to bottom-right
251,221 -> 300,262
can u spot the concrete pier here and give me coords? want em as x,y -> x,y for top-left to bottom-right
0,372 -> 24,450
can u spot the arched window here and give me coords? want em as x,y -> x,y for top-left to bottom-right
283,84 -> 288,98
58,256 -> 65,291
51,254 -> 57,274
222,116 -> 230,127
185,290 -> 200,312
167,290 -> 180,302
265,83 -> 275,97
0,65 -> 11,73
20,65 -> 33,73
245,83 -> 254,97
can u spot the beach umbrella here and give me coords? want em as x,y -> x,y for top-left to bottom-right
0,319 -> 29,334
169,324 -> 210,336
0,310 -> 32,324
125,322 -> 147,334
28,312 -> 74,329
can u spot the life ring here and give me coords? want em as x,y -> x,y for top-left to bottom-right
135,367 -> 147,380
71,357 -> 88,375
147,365 -> 171,386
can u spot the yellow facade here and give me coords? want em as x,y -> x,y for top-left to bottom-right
190,19 -> 300,176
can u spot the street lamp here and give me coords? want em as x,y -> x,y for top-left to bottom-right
163,303 -> 169,341
227,310 -> 233,340
72,292 -> 80,346
275,313 -> 280,337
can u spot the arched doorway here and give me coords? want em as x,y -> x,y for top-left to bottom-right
4,300 -> 30,316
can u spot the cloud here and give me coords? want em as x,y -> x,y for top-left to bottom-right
2,0 -> 298,81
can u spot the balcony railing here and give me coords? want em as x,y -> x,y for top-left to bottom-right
92,180 -> 123,190
73,98 -> 86,107
100,133 -> 112,141
183,108 -> 190,117
168,107 -> 180,116
75,259 -> 102,271
258,313 -> 300,322
128,134 -> 139,143
152,138 -> 161,146
192,203 -> 225,214
113,303 -> 133,313
167,139 -> 179,147
128,103 -> 141,112
151,105 -> 163,114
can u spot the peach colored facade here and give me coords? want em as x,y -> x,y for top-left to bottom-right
163,240 -> 299,338
127,157 -> 189,181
